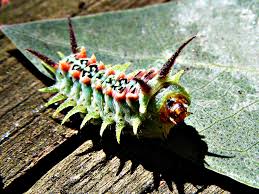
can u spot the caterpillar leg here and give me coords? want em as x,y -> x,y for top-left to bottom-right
100,114 -> 114,136
115,121 -> 125,144
38,86 -> 59,93
131,117 -> 142,135
41,61 -> 56,75
45,93 -> 67,107
139,93 -> 150,114
53,99 -> 76,117
61,104 -> 86,125
80,112 -> 100,129
57,51 -> 65,59
110,63 -> 131,72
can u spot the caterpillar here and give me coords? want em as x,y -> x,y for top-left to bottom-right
27,17 -> 195,143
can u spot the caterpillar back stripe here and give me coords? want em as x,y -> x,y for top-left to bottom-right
27,17 -> 195,143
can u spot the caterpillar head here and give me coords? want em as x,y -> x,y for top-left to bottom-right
154,83 -> 191,125
141,80 -> 191,138
142,76 -> 191,138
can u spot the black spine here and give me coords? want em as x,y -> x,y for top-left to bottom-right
159,35 -> 196,78
133,78 -> 151,93
68,17 -> 78,54
26,48 -> 56,67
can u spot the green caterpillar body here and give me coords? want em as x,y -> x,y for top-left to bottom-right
27,18 -> 195,143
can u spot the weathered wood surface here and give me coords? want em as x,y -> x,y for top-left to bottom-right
0,0 -> 257,193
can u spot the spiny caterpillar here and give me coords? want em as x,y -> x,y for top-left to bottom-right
27,18 -> 195,143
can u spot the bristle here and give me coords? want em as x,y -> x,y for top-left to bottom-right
44,93 -> 67,107
90,53 -> 96,64
134,70 -> 146,79
159,35 -> 196,78
79,47 -> 87,58
100,116 -> 114,136
116,121 -> 125,144
61,105 -> 86,125
133,78 -> 151,93
53,99 -> 76,117
26,48 -> 57,67
80,112 -> 100,129
132,117 -> 141,135
38,86 -> 59,93
143,69 -> 157,82
68,17 -> 78,54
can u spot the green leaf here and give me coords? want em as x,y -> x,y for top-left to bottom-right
1,0 -> 258,189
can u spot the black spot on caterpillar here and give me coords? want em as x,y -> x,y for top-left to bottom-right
26,17 -> 196,143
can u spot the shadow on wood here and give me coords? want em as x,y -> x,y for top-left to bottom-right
79,122 -> 256,194
0,175 -> 4,193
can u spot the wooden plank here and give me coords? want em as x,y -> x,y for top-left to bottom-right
0,0 -> 257,193
25,132 -> 251,194
25,140 -> 155,193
